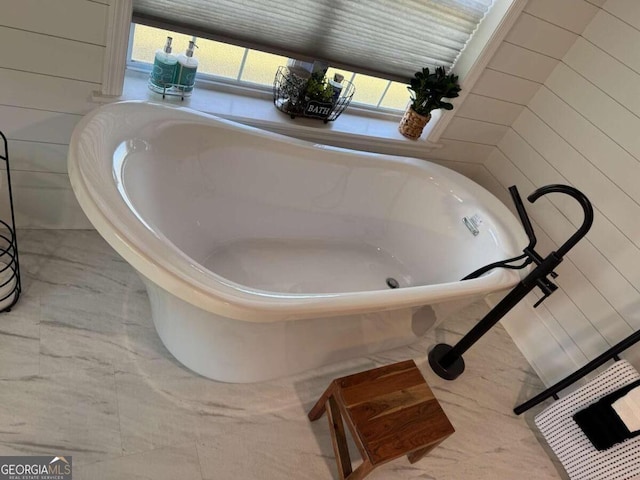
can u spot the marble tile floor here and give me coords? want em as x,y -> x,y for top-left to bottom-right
0,229 -> 567,479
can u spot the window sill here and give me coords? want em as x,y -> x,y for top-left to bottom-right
94,70 -> 443,158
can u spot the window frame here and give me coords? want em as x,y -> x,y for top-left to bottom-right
99,0 -> 528,145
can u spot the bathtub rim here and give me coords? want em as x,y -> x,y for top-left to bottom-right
69,101 -> 525,323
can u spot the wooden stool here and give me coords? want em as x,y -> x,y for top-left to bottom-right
308,360 -> 454,480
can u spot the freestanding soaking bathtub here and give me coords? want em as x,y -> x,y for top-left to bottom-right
68,101 -> 527,382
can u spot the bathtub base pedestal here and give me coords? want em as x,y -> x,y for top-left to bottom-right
428,343 -> 465,381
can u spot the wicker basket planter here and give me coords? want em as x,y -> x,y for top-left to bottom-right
398,107 -> 431,140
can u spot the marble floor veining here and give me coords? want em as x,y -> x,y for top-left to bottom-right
0,230 -> 566,479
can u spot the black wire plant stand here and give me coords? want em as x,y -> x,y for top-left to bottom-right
0,132 -> 21,311
273,66 -> 355,123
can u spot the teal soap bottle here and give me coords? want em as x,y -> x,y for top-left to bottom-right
176,41 -> 199,95
148,36 -> 178,93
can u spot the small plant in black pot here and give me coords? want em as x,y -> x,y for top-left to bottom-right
304,72 -> 334,103
301,72 -> 335,119
399,66 -> 461,140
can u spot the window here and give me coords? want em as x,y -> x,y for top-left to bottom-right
128,24 -> 411,112
103,0 -> 525,149
131,0 -> 494,80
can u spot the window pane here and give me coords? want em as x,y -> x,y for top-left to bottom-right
132,0 -> 493,80
130,24 -> 412,114
197,38 -> 245,79
379,81 -> 409,112
349,74 -> 389,106
131,24 -> 193,65
240,50 -> 288,85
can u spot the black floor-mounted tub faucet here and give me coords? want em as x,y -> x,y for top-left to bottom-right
429,184 -> 594,381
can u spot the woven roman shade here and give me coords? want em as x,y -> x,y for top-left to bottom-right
132,0 -> 493,82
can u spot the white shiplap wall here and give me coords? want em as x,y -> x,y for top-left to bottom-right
442,0 -> 598,145
431,0 -> 600,184
0,0 -> 108,227
482,0 -> 640,384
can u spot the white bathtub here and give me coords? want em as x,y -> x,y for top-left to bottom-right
68,101 -> 527,382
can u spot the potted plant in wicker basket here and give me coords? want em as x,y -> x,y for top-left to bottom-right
399,66 -> 461,140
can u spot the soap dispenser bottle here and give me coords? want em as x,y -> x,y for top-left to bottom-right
148,36 -> 178,93
176,41 -> 199,95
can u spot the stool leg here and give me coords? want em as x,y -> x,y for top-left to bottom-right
327,396 -> 353,479
407,443 -> 438,464
345,461 -> 374,480
308,383 -> 336,421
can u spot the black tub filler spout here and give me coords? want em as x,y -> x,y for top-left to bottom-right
428,184 -> 594,381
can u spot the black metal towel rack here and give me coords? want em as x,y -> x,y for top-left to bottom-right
0,131 -> 21,311
514,327 -> 640,415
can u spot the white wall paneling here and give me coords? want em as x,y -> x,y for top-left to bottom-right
523,0 -> 600,34
488,42 -> 559,83
0,0 -> 109,228
0,69 -> 99,115
10,171 -> 92,229
432,160 -> 490,184
0,27 -> 104,83
0,106 -> 81,145
485,150 -> 607,357
427,0 -> 528,142
466,165 -> 510,198
603,0 -> 640,29
484,180 -> 575,354
470,69 -> 541,105
583,10 -> 640,73
563,37 -> 640,117
8,141 -> 69,175
441,117 -> 509,145
498,129 -> 640,337
455,94 -> 525,126
528,87 -> 640,215
477,0 -> 640,384
0,0 -> 108,45
545,63 -> 640,162
501,300 -> 586,386
435,0 -> 599,166
505,13 -> 578,59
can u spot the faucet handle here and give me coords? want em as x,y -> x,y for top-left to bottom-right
533,277 -> 558,308
509,185 -> 537,251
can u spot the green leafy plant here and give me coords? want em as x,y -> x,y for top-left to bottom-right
408,66 -> 461,116
305,72 -> 334,103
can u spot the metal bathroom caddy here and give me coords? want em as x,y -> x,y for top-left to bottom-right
273,66 -> 355,123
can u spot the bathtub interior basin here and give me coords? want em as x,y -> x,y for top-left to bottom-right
114,119 -> 523,296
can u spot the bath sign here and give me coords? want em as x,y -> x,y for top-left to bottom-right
304,101 -> 332,119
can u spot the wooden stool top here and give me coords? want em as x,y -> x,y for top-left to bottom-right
333,359 -> 454,465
